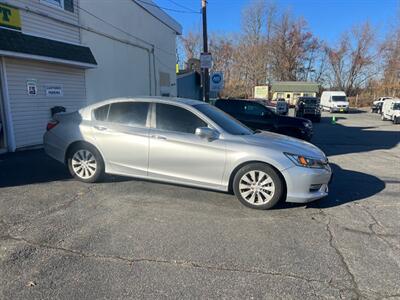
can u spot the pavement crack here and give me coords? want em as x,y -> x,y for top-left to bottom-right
352,203 -> 400,251
4,234 -> 347,292
325,218 -> 362,299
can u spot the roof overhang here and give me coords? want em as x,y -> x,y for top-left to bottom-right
0,28 -> 97,69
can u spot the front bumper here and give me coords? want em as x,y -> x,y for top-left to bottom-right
331,107 -> 349,112
281,164 -> 332,203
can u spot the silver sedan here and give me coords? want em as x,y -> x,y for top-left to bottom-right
44,97 -> 332,209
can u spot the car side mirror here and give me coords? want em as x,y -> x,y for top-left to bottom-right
195,127 -> 219,141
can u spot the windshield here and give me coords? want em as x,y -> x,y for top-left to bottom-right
194,104 -> 254,135
393,103 -> 400,110
332,96 -> 347,102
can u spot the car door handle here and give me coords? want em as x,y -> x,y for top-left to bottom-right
150,135 -> 167,140
94,125 -> 108,131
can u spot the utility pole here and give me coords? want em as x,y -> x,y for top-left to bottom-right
201,0 -> 210,103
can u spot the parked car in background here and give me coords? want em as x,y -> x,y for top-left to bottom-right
275,98 -> 289,115
320,91 -> 349,113
44,97 -> 331,210
257,98 -> 288,115
295,97 -> 321,122
215,99 -> 313,141
381,98 -> 400,124
371,97 -> 393,113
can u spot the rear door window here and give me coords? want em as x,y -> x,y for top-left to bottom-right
93,104 -> 110,121
155,104 -> 207,134
108,102 -> 149,127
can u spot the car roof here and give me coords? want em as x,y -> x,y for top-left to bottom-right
87,96 -> 205,109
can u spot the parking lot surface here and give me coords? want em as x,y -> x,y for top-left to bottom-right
0,110 -> 399,299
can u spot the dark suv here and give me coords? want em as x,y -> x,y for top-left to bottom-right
215,99 -> 313,141
294,97 -> 321,122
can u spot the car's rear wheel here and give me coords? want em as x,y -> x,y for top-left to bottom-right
67,143 -> 104,183
394,116 -> 399,124
233,163 -> 283,210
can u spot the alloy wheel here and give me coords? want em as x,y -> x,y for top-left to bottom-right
71,149 -> 97,179
239,170 -> 275,205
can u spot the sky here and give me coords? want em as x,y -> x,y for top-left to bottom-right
153,0 -> 399,44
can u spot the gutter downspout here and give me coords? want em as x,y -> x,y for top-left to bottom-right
0,57 -> 16,152
152,48 -> 158,96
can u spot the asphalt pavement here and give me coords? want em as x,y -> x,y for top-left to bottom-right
0,109 -> 399,299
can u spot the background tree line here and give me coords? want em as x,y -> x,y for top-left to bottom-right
179,0 -> 399,103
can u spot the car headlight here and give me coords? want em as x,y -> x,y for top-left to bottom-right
284,153 -> 328,169
303,121 -> 312,129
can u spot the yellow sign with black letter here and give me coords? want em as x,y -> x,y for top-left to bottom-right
0,3 -> 21,30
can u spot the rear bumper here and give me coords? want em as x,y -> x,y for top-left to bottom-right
43,131 -> 66,164
282,165 -> 332,203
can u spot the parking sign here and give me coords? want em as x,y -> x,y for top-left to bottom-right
210,72 -> 224,92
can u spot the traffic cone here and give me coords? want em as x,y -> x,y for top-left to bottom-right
331,116 -> 336,124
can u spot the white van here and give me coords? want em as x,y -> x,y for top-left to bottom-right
381,98 -> 400,124
320,91 -> 349,113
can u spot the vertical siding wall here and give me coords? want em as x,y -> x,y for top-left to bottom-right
5,58 -> 86,148
2,0 -> 80,43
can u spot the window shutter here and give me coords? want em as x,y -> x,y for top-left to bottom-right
64,0 -> 74,12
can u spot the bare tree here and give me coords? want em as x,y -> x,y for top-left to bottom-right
269,12 -> 319,81
380,17 -> 400,96
179,30 -> 202,61
325,22 -> 377,95
209,34 -> 234,83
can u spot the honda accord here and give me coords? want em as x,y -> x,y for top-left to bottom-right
44,97 -> 331,210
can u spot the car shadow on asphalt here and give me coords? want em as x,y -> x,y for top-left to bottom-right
312,117 -> 400,156
0,149 -> 132,188
275,163 -> 386,210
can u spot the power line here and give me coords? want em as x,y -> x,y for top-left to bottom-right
77,5 -> 177,58
135,0 -> 201,14
165,0 -> 200,13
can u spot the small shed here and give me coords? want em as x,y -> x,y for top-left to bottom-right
177,71 -> 202,100
271,81 -> 319,105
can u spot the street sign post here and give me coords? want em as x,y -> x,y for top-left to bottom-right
200,52 -> 212,69
210,72 -> 223,92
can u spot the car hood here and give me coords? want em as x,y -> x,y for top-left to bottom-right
241,131 -> 326,159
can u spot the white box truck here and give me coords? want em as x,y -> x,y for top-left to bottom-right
381,98 -> 400,124
320,91 -> 349,113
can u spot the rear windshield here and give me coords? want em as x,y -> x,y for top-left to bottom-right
332,96 -> 347,102
300,98 -> 318,105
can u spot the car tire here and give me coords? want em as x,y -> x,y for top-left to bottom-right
233,163 -> 283,210
394,116 -> 399,124
67,143 -> 105,183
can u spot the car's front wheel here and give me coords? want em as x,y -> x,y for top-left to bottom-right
233,163 -> 283,210
67,143 -> 104,183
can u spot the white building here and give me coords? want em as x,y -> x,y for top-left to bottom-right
0,0 -> 181,153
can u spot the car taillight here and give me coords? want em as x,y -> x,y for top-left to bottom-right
46,120 -> 59,131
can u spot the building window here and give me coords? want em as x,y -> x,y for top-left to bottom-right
40,0 -> 74,12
